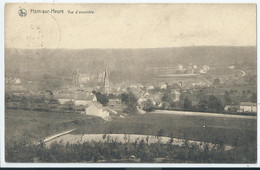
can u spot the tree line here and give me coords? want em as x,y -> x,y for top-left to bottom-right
5,135 -> 256,163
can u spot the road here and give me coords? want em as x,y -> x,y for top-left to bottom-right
238,69 -> 246,77
150,110 -> 256,120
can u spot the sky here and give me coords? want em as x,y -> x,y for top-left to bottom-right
5,3 -> 256,49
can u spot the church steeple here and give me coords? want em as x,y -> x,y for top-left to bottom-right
104,68 -> 109,94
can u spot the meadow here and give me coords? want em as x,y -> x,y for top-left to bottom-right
74,113 -> 256,146
5,109 -> 257,163
5,109 -> 104,144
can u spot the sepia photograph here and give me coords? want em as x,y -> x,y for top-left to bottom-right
3,3 -> 257,164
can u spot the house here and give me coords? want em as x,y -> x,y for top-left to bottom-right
74,92 -> 97,106
9,84 -> 25,91
149,92 -> 163,106
11,90 -> 28,96
143,92 -> 150,98
160,84 -> 167,89
202,65 -> 210,71
77,74 -> 92,83
6,77 -> 21,84
136,83 -> 144,89
177,64 -> 183,70
199,69 -> 207,74
238,102 -> 257,113
224,105 -> 239,112
229,66 -> 235,70
148,86 -> 154,90
137,97 -> 146,109
85,102 -> 110,119
6,84 -> 27,96
171,89 -> 181,101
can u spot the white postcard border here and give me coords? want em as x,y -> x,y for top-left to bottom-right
0,0 -> 259,168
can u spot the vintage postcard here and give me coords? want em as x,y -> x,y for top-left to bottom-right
2,2 -> 257,166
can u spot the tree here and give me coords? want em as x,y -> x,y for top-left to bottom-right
224,91 -> 232,105
197,98 -> 208,111
93,91 -> 109,106
108,93 -> 116,99
169,133 -> 174,144
144,99 -> 155,112
162,93 -> 172,103
121,92 -> 138,115
250,92 -> 257,102
157,128 -> 165,137
208,95 -> 224,112
126,92 -> 138,115
120,93 -> 129,104
213,78 -> 220,85
183,97 -> 192,110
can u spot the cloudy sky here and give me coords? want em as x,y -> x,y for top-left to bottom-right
5,3 -> 256,49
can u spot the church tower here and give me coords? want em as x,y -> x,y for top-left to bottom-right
104,68 -> 109,94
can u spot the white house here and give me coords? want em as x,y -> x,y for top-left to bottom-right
148,86 -> 154,90
177,64 -> 183,70
228,66 -> 235,70
199,69 -> 207,74
14,78 -> 21,84
160,84 -> 167,89
171,89 -> 181,101
202,65 -> 210,71
137,97 -> 146,109
85,102 -> 110,119
238,102 -> 257,113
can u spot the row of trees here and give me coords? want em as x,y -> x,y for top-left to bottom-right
5,136 -> 256,163
159,90 -> 225,113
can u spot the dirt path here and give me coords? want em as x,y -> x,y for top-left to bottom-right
238,69 -> 246,77
43,128 -> 77,143
150,110 -> 256,119
44,133 -> 234,151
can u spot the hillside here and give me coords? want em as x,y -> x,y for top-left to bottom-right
5,46 -> 256,84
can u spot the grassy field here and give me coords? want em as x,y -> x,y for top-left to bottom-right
5,109 -> 104,144
73,113 -> 256,146
6,109 -> 256,147
5,109 -> 257,163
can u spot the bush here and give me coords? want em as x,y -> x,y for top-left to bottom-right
5,137 -> 256,163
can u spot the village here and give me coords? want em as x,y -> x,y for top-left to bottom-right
5,62 -> 257,120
